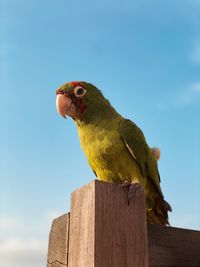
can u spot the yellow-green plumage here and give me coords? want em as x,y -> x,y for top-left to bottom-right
56,81 -> 171,225
78,117 -> 144,185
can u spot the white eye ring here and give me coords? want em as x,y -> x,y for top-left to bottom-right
74,86 -> 87,97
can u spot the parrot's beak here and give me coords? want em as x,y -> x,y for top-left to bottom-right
56,94 -> 72,119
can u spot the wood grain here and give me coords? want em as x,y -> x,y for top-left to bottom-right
68,180 -> 148,267
47,180 -> 200,267
47,213 -> 70,267
68,180 -> 95,267
148,224 -> 200,267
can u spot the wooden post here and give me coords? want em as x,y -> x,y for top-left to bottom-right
68,180 -> 148,267
47,213 -> 70,267
46,180 -> 200,267
148,224 -> 200,267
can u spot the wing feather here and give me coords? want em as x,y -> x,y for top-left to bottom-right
118,119 -> 163,196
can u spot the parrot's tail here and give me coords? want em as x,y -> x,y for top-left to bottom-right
147,197 -> 172,225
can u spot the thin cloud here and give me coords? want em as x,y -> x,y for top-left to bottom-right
179,82 -> 200,105
190,43 -> 200,64
0,211 -> 63,267
0,215 -> 28,240
0,210 -> 63,237
0,238 -> 46,267
0,238 -> 46,254
192,81 -> 200,92
0,215 -> 33,240
0,215 -> 22,231
178,83 -> 200,105
157,82 -> 200,110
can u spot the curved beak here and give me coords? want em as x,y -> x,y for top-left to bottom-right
56,94 -> 72,119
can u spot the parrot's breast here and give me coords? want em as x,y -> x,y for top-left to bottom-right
77,119 -> 144,184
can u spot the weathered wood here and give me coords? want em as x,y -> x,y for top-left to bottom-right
148,224 -> 200,267
68,179 -> 148,267
47,213 -> 70,267
47,180 -> 200,267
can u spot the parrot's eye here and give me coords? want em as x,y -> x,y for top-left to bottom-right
74,86 -> 87,97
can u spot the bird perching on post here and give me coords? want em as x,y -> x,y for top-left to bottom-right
56,81 -> 171,225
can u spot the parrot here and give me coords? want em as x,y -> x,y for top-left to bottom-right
56,81 -> 171,225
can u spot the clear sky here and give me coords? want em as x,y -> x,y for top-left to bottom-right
1,0 -> 200,266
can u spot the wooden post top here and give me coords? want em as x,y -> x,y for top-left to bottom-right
47,179 -> 200,267
69,179 -> 148,267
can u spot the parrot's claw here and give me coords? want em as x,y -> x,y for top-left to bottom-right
122,180 -> 131,187
122,181 -> 141,205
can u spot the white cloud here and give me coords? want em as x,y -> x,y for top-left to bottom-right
0,211 -> 64,267
0,238 -> 46,267
0,215 -> 22,231
0,215 -> 28,240
0,210 -> 63,237
0,215 -> 34,240
0,238 -> 46,254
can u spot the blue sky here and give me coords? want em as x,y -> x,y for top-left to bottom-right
1,0 -> 200,266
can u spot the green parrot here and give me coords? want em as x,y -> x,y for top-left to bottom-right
56,81 -> 171,225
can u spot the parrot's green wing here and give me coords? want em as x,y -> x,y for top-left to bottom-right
119,119 -> 171,224
118,119 -> 163,197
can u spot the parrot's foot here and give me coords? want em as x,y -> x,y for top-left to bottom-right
122,181 -> 141,205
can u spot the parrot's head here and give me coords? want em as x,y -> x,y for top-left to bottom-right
56,81 -> 115,122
